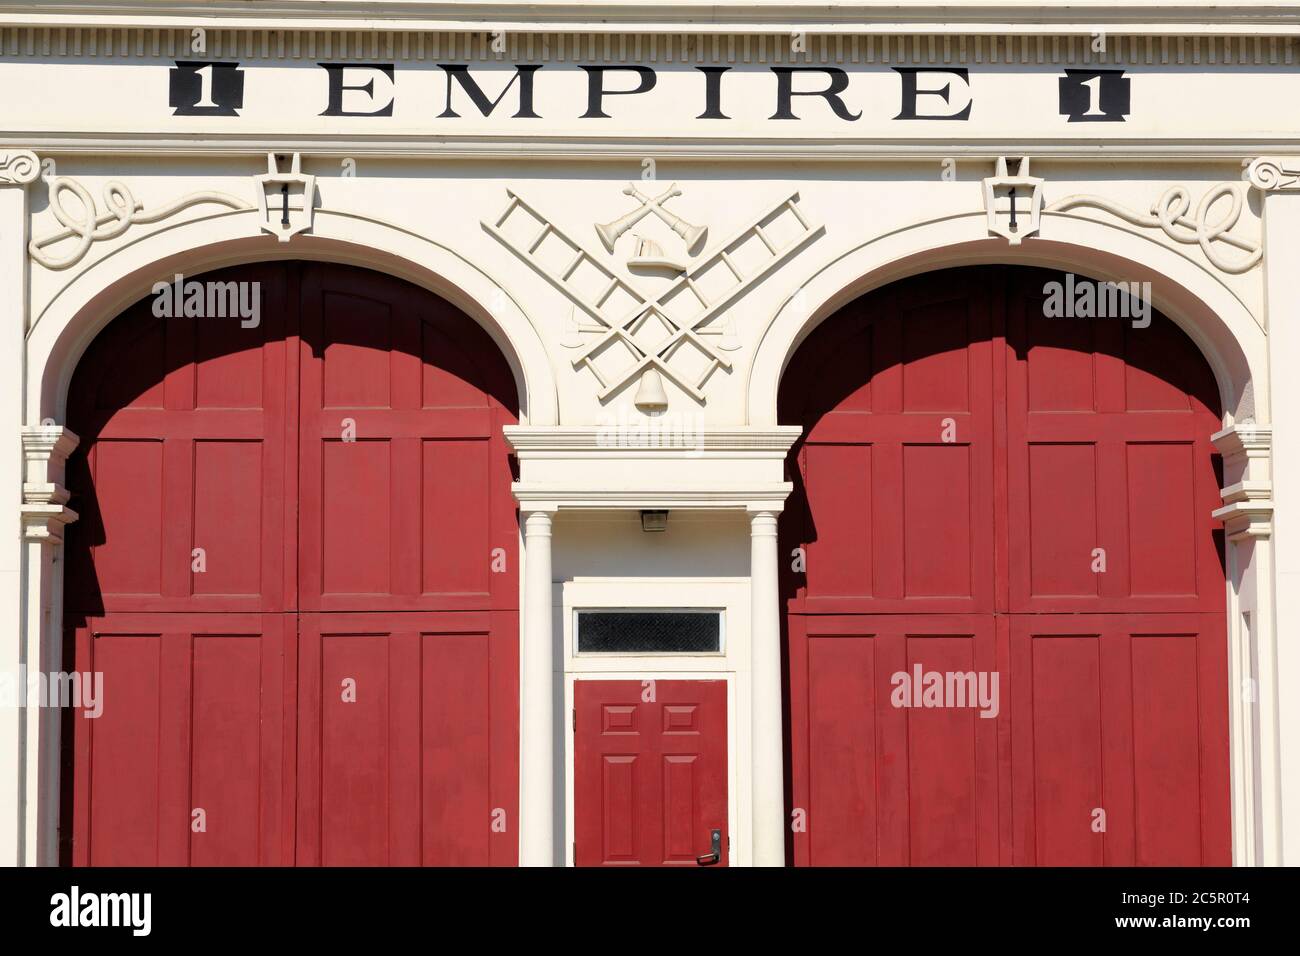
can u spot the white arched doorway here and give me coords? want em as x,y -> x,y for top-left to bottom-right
60,259 -> 521,865
748,221 -> 1274,865
19,213 -> 559,865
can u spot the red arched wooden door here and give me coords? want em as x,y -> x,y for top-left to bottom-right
781,265 -> 1230,866
63,262 -> 519,866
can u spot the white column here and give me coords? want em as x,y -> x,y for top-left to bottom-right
749,508 -> 785,866
1249,157 -> 1300,865
519,508 -> 556,866
0,150 -> 38,866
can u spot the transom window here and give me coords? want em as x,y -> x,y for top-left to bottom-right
575,610 -> 723,654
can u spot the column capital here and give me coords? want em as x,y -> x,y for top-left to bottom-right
1212,422 -> 1273,542
20,425 -> 79,546
0,150 -> 39,188
1248,157 -> 1300,193
747,509 -> 781,536
22,424 -> 79,468
521,508 -> 556,535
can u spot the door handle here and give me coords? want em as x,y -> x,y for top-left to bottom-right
696,828 -> 722,866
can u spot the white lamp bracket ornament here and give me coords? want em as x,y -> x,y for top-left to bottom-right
255,152 -> 316,242
983,157 -> 1044,245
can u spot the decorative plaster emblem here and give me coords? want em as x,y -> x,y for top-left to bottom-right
29,178 -> 252,270
1045,184 -> 1261,274
595,182 -> 707,271
254,152 -> 317,242
1247,157 -> 1300,192
0,150 -> 39,186
485,188 -> 822,408
983,157 -> 1044,244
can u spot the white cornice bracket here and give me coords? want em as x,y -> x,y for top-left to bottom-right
0,150 -> 39,188
1248,157 -> 1300,192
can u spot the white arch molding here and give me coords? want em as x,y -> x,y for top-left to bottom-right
27,207 -> 560,426
747,212 -> 1278,866
19,206 -> 559,865
747,211 -> 1265,428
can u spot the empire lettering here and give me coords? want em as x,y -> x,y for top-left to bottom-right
168,61 -> 1129,123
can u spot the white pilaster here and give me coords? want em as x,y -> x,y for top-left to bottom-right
1212,423 -> 1277,865
1248,157 -> 1300,865
0,150 -> 38,867
519,508 -> 556,866
20,425 -> 79,866
748,508 -> 785,866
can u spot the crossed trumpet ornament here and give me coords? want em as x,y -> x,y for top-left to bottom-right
595,182 -> 708,256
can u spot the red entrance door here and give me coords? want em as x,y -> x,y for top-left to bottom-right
63,262 -> 519,866
781,266 -> 1230,866
574,680 -> 728,866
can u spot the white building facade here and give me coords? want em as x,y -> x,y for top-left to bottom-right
1,1 -> 1298,867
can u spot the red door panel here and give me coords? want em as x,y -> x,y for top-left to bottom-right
295,612 -> 518,866
782,272 -> 997,615
787,615 -> 1002,866
297,267 -> 518,613
69,613 -> 292,866
783,266 -> 1229,867
1008,614 -> 1230,866
64,262 -> 520,867
574,680 -> 728,867
65,262 -> 295,615
1004,275 -> 1225,614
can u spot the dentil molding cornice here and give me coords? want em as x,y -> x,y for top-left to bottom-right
1,3 -> 1299,35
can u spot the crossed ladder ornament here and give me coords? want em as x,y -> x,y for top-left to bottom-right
484,187 -> 823,404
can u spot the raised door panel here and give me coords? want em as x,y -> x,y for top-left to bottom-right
787,615 -> 1002,866
69,614 -> 291,866
295,612 -> 517,866
782,275 -> 997,615
64,263 -> 295,614
1009,614 -> 1230,866
1004,275 -> 1225,614
296,266 -> 518,614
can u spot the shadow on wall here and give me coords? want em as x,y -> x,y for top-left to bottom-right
777,263 -> 1226,608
